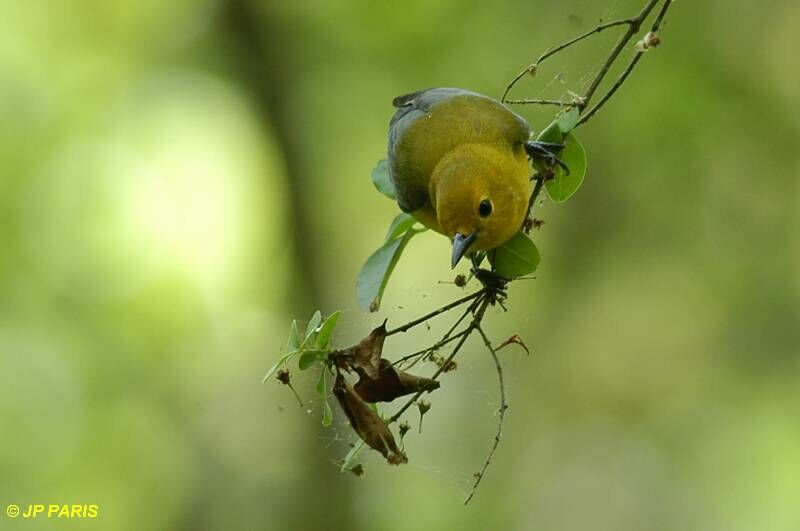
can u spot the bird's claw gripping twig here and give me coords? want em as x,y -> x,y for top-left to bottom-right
470,268 -> 509,303
469,254 -> 509,297
524,140 -> 570,175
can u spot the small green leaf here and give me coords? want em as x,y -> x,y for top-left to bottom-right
304,310 -> 322,346
287,320 -> 300,352
262,349 -> 298,383
371,159 -> 396,200
298,350 -> 327,371
356,227 -> 418,312
556,106 -> 580,133
537,120 -> 562,144
544,132 -> 587,203
317,369 -> 333,426
535,110 -> 588,202
489,231 -> 541,278
384,212 -> 416,242
263,319 -> 303,382
316,310 -> 341,349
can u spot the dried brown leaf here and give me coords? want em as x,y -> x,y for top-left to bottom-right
333,373 -> 407,465
354,359 -> 440,403
333,321 -> 387,379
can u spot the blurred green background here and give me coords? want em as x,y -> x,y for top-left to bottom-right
1,0 -> 798,530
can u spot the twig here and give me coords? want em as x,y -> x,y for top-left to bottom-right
288,385 -> 304,408
577,0 -> 674,126
390,328 -> 470,369
521,173 -> 548,233
502,0 -> 674,129
650,0 -> 673,30
464,325 -> 507,505
388,294 -> 491,423
503,98 -> 577,107
385,288 -> 485,336
501,16 -> 637,104
579,0 -> 661,109
395,292 -> 486,370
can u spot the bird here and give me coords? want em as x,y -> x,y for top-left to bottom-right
387,88 -> 564,269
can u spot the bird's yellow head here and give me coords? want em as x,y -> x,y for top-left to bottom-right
430,143 -> 531,268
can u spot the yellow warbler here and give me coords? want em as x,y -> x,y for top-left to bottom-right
387,88 -> 564,267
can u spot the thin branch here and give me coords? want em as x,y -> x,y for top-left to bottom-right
503,98 -> 580,107
385,288 -> 485,337
464,325 -> 507,505
580,0 -> 662,109
577,0 -> 674,126
388,295 -> 491,423
390,328 -> 470,369
521,173 -> 547,233
650,0 -> 674,33
442,293 -> 483,340
535,19 -> 635,66
502,0 -> 674,130
501,18 -> 634,104
576,52 -> 643,126
288,384 -> 304,408
394,294 -> 479,370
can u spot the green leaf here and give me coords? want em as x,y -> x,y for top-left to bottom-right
544,132 -> 587,203
303,310 -> 322,346
535,109 -> 588,203
556,106 -> 580,133
298,350 -> 327,371
317,369 -> 333,426
384,212 -> 416,242
287,320 -> 300,352
371,159 -> 396,200
356,227 -> 417,312
263,319 -> 303,383
316,310 -> 341,349
537,120 -> 562,144
489,231 -> 541,278
262,349 -> 298,383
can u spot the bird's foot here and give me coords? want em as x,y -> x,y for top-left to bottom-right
472,267 -> 509,303
524,140 -> 570,175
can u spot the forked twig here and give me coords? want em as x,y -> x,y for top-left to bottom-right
388,294 -> 491,424
502,0 -> 675,129
385,289 -> 485,337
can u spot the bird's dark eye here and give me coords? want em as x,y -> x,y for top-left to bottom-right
478,199 -> 493,217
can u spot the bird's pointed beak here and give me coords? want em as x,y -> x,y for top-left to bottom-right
451,231 -> 477,269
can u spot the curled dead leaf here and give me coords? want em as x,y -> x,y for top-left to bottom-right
354,359 -> 440,403
332,321 -> 387,379
333,372 -> 407,465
